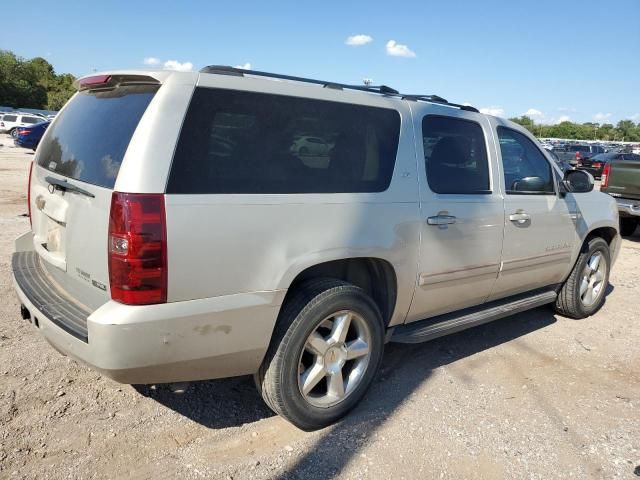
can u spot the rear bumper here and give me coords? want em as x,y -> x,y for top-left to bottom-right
12,233 -> 284,384
615,198 -> 640,217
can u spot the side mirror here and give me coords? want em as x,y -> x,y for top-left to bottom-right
560,169 -> 594,195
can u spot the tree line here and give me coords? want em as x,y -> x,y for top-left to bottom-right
0,50 -> 76,111
510,115 -> 640,143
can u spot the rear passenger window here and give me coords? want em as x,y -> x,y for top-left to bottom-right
3,115 -> 17,122
422,116 -> 490,194
497,127 -> 555,194
22,117 -> 40,124
167,88 -> 401,194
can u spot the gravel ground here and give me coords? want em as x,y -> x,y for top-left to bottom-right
0,133 -> 638,479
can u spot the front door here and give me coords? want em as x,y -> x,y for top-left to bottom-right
407,111 -> 505,322
488,126 -> 575,300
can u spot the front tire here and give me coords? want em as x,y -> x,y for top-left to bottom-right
554,237 -> 610,319
255,279 -> 384,430
620,217 -> 638,237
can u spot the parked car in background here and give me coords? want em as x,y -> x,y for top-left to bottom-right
554,144 -> 605,167
544,147 -> 572,172
13,121 -> 49,150
0,113 -> 48,137
290,135 -> 333,156
12,67 -> 621,431
601,155 -> 640,236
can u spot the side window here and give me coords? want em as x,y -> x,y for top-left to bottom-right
497,127 -> 555,194
3,115 -> 17,122
422,116 -> 490,194
22,117 -> 39,124
168,88 -> 401,194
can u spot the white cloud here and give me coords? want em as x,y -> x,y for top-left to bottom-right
593,112 -> 612,122
631,113 -> 640,122
385,40 -> 416,58
143,57 -> 160,66
345,34 -> 373,46
234,63 -> 251,70
524,108 -> 543,117
480,106 -> 505,117
556,115 -> 571,124
163,60 -> 193,72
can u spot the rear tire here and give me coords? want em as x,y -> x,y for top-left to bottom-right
554,237 -> 610,319
255,278 -> 384,430
620,217 -> 638,237
9,128 -> 17,138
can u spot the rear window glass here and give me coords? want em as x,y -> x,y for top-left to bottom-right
167,88 -> 401,194
3,115 -> 17,122
37,85 -> 157,188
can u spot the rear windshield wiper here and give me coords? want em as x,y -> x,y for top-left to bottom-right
45,176 -> 95,198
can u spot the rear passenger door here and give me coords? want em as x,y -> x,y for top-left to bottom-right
488,126 -> 575,300
407,111 -> 505,322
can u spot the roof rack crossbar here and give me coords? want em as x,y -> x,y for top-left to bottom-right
199,65 -> 478,113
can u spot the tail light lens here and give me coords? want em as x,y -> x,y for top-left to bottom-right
108,192 -> 167,305
592,162 -> 601,169
18,129 -> 29,136
601,163 -> 611,189
27,162 -> 33,227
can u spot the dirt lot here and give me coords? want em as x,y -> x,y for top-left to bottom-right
0,133 -> 638,479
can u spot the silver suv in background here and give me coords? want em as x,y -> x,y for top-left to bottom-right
12,67 -> 620,430
0,113 -> 47,137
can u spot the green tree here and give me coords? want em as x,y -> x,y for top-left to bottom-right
0,50 -> 75,110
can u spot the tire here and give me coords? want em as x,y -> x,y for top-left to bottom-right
255,278 -> 384,430
9,128 -> 17,138
620,217 -> 638,237
554,237 -> 610,319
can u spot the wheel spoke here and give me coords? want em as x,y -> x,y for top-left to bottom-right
592,270 -> 604,284
345,338 -> 369,360
579,277 -> 589,296
327,370 -> 345,399
300,362 -> 326,395
588,254 -> 601,273
306,332 -> 329,356
583,286 -> 594,305
330,312 -> 352,344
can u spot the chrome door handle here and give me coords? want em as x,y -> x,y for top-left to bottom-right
427,214 -> 457,226
509,211 -> 531,224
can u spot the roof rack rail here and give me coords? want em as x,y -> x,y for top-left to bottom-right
199,65 -> 479,113
199,65 -> 400,95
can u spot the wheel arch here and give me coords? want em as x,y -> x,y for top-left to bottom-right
280,257 -> 398,328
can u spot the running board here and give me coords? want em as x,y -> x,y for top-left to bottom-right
391,290 -> 557,344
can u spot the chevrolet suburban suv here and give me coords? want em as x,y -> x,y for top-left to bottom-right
12,67 -> 621,430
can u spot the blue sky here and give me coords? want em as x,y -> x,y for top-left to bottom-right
2,0 -> 639,124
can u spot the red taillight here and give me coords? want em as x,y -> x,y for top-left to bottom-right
108,192 -> 167,305
27,162 -> 33,227
592,162 -> 601,169
600,163 -> 611,189
79,75 -> 111,89
18,129 -> 29,136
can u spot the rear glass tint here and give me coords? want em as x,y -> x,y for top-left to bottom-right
37,85 -> 157,188
167,88 -> 401,194
3,115 -> 17,122
22,117 -> 41,124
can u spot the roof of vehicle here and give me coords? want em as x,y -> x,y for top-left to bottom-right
77,67 -> 536,139
592,153 -> 618,159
